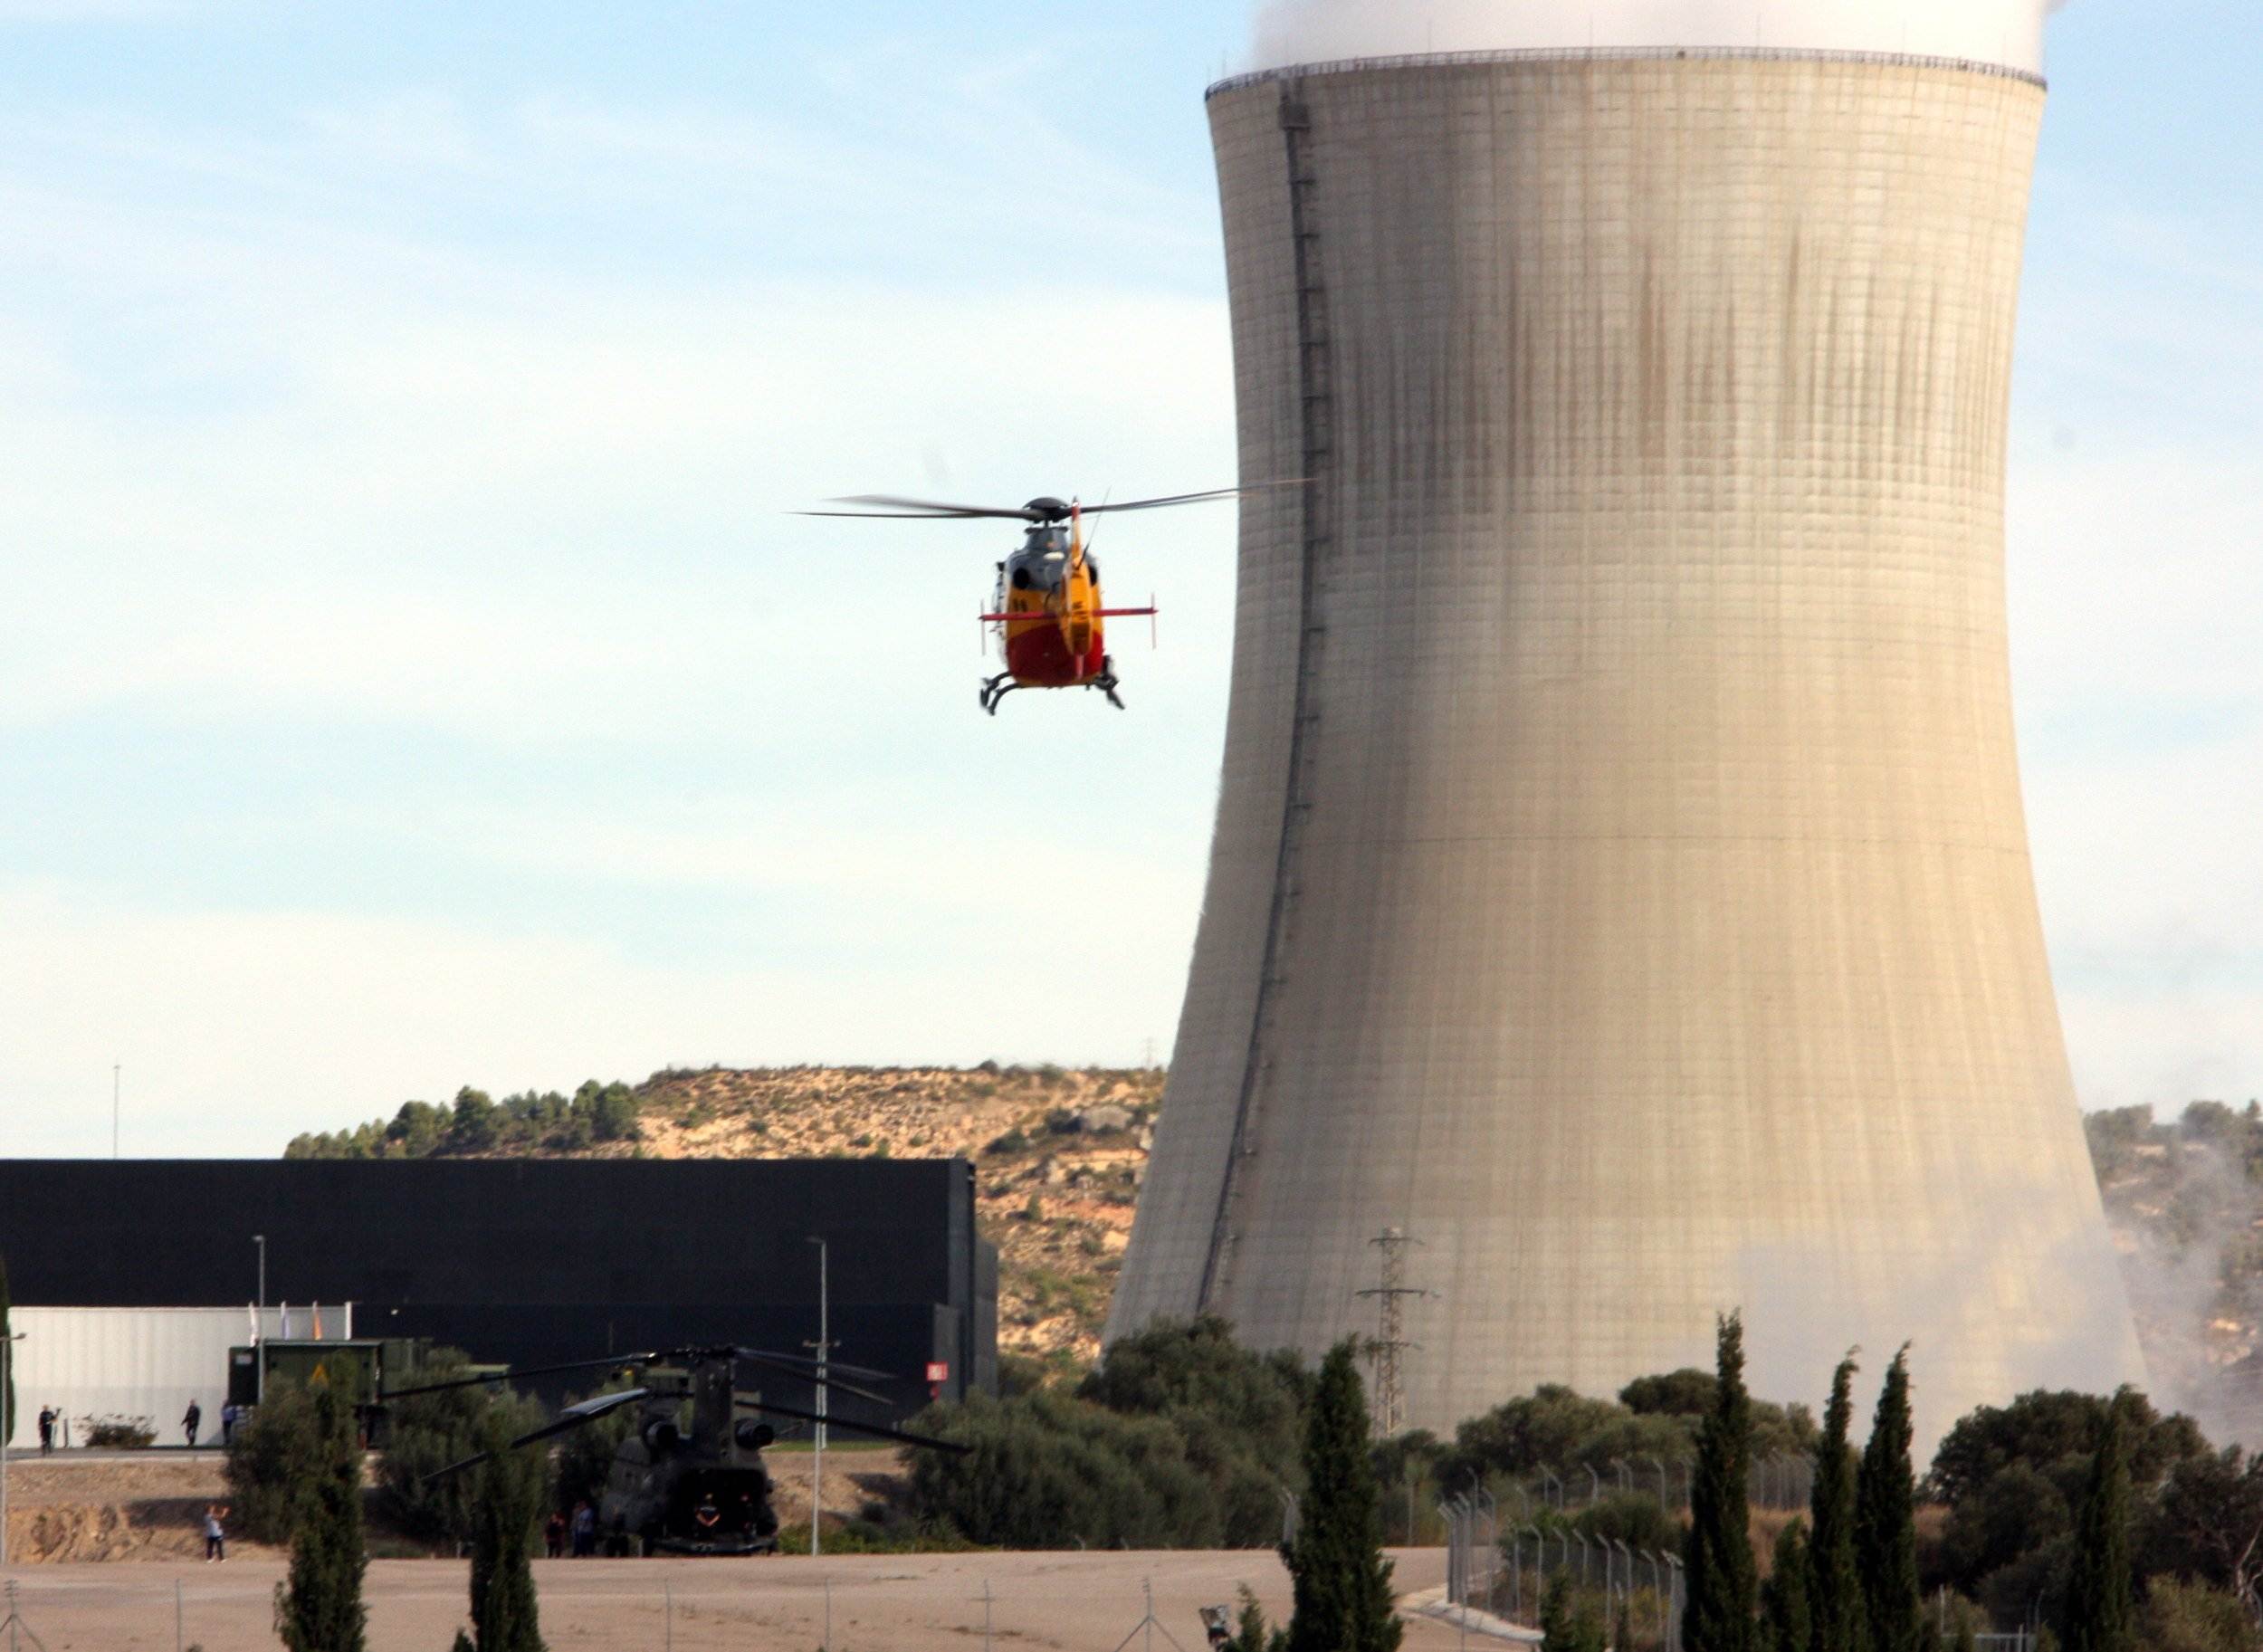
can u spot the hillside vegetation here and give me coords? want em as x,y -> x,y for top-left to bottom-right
285,1065 -> 1164,1370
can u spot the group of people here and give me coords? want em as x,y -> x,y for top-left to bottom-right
181,1399 -> 246,1447
543,1502 -> 601,1559
22,1398 -> 244,1455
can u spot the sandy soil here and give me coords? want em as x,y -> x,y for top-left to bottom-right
0,1548 -> 1463,1651
1,1452 -> 286,1566
0,1447 -> 903,1566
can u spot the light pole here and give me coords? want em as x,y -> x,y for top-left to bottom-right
2,1332 -> 24,1568
253,1236 -> 268,1405
806,1236 -> 828,1559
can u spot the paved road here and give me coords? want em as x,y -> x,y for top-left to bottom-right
2,1547 -> 1472,1650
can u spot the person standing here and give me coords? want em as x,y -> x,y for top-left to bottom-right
182,1399 -> 203,1448
37,1404 -> 55,1456
219,1401 -> 237,1447
570,1499 -> 596,1558
545,1510 -> 567,1559
204,1504 -> 228,1562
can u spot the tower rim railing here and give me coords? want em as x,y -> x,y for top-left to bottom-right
1208,45 -> 2046,100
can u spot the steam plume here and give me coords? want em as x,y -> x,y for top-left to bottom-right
1251,0 -> 2070,77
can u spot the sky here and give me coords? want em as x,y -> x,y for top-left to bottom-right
0,1 -> 2256,1160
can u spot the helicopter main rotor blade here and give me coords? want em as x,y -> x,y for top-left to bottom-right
734,1397 -> 971,1456
1078,482 -> 1303,516
379,1353 -> 657,1401
732,1346 -> 897,1385
799,494 -> 1043,521
419,1389 -> 654,1486
734,1356 -> 895,1409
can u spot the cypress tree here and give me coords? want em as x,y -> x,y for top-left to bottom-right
272,1375 -> 368,1652
1685,1313 -> 1758,1652
467,1410 -> 548,1652
1284,1341 -> 1402,1652
1542,1573 -> 1579,1652
2058,1392 -> 2136,1652
0,1250 -> 14,1448
1762,1522 -> 1813,1652
1855,1351 -> 1921,1652
1808,1355 -> 1865,1652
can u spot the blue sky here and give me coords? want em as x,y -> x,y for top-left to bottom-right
1,1 -> 2256,1158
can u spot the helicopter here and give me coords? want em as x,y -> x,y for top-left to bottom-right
377,1343 -> 966,1558
801,487 -> 1265,715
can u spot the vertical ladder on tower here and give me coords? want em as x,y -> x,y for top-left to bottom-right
1200,83 -> 1336,1309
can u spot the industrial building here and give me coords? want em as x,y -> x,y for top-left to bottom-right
1111,44 -> 2144,1445
0,1158 -> 996,1447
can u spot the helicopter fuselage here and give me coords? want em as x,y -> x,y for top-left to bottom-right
992,525 -> 1109,689
597,1363 -> 782,1557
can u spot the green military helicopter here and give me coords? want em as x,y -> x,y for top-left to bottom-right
378,1343 -> 964,1557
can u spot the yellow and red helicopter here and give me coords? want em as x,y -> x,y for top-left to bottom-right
802,488 -> 1252,715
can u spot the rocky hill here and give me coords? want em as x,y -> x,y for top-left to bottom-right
2086,1101 -> 2263,1441
287,1065 -> 1165,1372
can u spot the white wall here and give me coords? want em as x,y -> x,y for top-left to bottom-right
5,1305 -> 352,1448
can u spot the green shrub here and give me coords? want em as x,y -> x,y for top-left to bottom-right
377,1352 -> 550,1547
2140,1580 -> 2260,1652
226,1379 -> 327,1544
84,1415 -> 157,1449
905,1316 -> 1311,1550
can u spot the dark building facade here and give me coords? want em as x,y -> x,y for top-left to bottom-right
0,1159 -> 996,1421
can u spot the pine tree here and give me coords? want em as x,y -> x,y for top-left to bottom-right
1762,1522 -> 1813,1652
2058,1392 -> 2136,1652
467,1409 -> 548,1652
272,1375 -> 368,1652
1809,1356 -> 1865,1652
1284,1342 -> 1402,1652
1685,1313 -> 1758,1652
1855,1351 -> 1921,1652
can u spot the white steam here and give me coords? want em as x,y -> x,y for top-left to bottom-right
1249,0 -> 2071,78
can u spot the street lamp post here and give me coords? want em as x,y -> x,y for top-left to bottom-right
2,1332 -> 24,1569
806,1237 -> 828,1559
253,1236 -> 268,1406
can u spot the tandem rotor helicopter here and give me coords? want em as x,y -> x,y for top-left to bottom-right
801,484 -> 1287,715
377,1343 -> 965,1558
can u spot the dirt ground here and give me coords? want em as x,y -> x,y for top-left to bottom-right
0,1548 -> 1464,1651
1,1453 -> 285,1565
0,1447 -> 902,1566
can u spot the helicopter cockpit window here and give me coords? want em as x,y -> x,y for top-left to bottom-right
1010,552 -> 1069,593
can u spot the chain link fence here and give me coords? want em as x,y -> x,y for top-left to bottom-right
1441,1494 -> 1685,1651
0,1560 -> 1397,1652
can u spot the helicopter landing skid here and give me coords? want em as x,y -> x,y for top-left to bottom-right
979,673 -> 1018,716
1090,656 -> 1126,711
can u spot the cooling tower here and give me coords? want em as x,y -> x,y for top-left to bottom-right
1111,47 -> 2144,1443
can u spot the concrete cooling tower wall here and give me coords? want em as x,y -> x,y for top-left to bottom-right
1110,50 -> 2144,1447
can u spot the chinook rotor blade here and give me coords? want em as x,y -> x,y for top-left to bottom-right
379,1353 -> 655,1401
732,1346 -> 897,1385
732,1356 -> 894,1409
734,1398 -> 971,1456
421,1389 -> 654,1485
798,494 -> 1046,521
